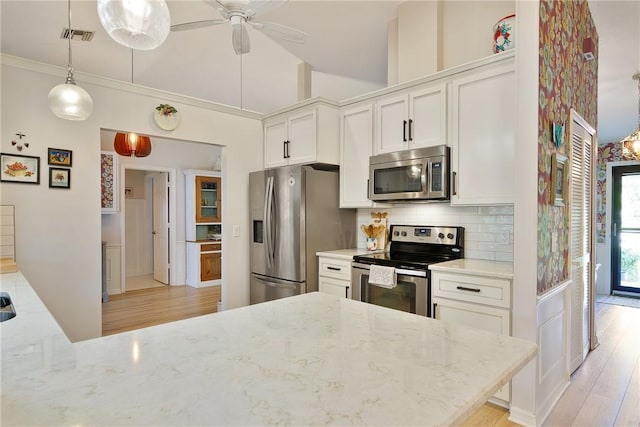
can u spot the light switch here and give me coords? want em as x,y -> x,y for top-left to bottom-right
232,225 -> 240,237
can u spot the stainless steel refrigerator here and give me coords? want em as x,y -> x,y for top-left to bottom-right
250,164 -> 356,304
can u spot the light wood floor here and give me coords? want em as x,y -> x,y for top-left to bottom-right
102,285 -> 220,336
101,289 -> 639,426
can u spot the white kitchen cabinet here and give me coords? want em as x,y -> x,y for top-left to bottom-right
430,265 -> 512,403
449,59 -> 515,205
374,82 -> 446,155
340,103 -> 378,208
263,102 -> 340,169
317,255 -> 352,299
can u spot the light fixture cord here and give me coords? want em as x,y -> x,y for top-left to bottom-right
240,26 -> 243,110
131,48 -> 134,85
636,74 -> 640,129
65,0 -> 76,84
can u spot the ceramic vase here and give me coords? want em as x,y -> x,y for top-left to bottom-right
493,14 -> 515,53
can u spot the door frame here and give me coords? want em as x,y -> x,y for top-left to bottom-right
119,163 -> 177,291
610,163 -> 640,295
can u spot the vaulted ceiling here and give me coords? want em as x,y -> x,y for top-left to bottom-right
1,0 -> 638,143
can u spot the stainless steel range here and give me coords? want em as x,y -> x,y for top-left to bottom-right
351,225 -> 464,317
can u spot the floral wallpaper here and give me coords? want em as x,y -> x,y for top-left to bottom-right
101,152 -> 115,209
537,0 -> 598,294
596,142 -> 636,243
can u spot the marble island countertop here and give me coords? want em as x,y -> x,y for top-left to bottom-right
1,272 -> 536,426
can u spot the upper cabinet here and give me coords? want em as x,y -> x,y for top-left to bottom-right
340,103 -> 375,208
195,175 -> 221,223
185,170 -> 222,242
263,101 -> 340,169
449,58 -> 515,205
374,82 -> 447,155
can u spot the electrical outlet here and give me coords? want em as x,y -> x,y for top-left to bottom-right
496,232 -> 509,244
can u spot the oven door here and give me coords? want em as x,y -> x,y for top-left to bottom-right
351,262 -> 429,317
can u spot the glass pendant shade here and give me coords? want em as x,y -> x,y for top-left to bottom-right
97,0 -> 170,50
114,132 -> 152,157
48,77 -> 94,121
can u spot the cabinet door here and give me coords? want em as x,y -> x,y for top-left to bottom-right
340,104 -> 375,208
432,296 -> 510,401
287,109 -> 317,165
319,276 -> 351,299
195,176 -> 221,223
408,83 -> 446,149
450,63 -> 516,205
374,94 -> 409,154
201,252 -> 221,281
264,118 -> 288,169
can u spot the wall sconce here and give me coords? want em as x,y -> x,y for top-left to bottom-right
114,132 -> 151,157
583,37 -> 595,61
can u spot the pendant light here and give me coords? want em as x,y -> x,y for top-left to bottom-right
97,0 -> 170,51
622,74 -> 640,160
48,0 -> 93,121
114,132 -> 152,157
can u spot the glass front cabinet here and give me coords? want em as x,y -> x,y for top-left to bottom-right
185,170 -> 222,288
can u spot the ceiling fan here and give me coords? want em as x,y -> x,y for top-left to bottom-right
170,0 -> 309,55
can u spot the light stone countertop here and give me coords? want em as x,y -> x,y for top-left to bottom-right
429,259 -> 514,279
1,271 -> 535,426
315,248 -> 376,260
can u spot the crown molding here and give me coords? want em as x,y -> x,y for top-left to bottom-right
1,53 -> 263,120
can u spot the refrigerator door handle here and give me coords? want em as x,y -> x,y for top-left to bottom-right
263,176 -> 273,269
266,176 -> 275,268
252,274 -> 298,291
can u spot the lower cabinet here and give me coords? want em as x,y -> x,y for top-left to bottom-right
317,256 -> 352,299
431,269 -> 512,403
186,242 -> 221,287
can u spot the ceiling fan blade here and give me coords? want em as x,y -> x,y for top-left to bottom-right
204,0 -> 230,19
246,0 -> 288,17
171,19 -> 228,32
250,20 -> 309,44
232,23 -> 251,54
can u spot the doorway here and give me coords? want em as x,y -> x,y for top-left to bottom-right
121,166 -> 176,292
611,164 -> 640,296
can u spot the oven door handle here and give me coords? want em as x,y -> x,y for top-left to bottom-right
351,262 -> 427,278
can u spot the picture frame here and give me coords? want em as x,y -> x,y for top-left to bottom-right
0,153 -> 40,184
550,153 -> 567,206
48,147 -> 72,167
49,167 -> 71,189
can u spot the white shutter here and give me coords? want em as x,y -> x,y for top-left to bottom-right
569,112 -> 595,373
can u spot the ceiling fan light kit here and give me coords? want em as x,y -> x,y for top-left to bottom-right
97,0 -> 171,50
48,0 -> 93,120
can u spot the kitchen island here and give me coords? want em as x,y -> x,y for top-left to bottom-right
1,272 -> 536,426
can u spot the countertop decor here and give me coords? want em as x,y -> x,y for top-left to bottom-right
1,271 -> 535,426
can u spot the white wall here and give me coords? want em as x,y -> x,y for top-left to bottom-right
442,1 -> 516,69
311,71 -> 384,102
1,55 -> 262,342
397,1 -> 442,82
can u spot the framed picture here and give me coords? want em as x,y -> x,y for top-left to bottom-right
550,153 -> 567,206
49,167 -> 70,189
0,153 -> 40,184
48,148 -> 72,167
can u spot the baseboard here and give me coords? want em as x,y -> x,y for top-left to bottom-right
536,379 -> 571,426
508,406 -> 536,427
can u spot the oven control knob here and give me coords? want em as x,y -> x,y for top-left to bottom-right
393,231 -> 399,236
438,233 -> 445,239
401,231 -> 407,237
447,233 -> 454,240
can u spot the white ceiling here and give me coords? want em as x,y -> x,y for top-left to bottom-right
1,0 -> 638,143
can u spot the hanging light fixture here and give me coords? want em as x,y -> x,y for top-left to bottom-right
114,132 -> 152,157
622,74 -> 640,160
97,0 -> 170,50
48,0 -> 93,121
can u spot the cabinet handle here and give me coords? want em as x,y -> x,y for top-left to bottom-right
403,120 -> 408,142
286,140 -> 291,158
408,119 -> 413,141
283,140 -> 287,159
327,266 -> 341,271
345,286 -> 349,299
452,171 -> 457,196
456,285 -> 481,293
433,302 -> 437,319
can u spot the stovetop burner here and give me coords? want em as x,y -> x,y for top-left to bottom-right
353,225 -> 464,270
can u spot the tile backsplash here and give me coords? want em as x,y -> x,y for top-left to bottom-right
357,204 -> 514,262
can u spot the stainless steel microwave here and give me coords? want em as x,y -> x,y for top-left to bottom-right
368,145 -> 449,202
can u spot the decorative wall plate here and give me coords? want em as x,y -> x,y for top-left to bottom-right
154,109 -> 179,130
